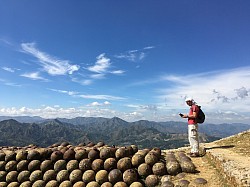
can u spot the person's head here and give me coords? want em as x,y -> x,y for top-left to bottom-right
185,97 -> 194,106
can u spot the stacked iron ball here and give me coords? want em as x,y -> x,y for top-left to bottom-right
0,142 -> 203,187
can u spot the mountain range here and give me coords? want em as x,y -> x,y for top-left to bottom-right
0,116 -> 249,149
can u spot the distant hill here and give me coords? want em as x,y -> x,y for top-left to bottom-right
0,116 -> 249,149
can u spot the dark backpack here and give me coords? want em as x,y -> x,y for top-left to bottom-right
196,106 -> 205,123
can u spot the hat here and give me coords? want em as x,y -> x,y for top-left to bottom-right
185,97 -> 193,102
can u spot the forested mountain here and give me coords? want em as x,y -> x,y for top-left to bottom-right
0,116 -> 249,149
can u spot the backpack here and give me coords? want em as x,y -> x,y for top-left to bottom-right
196,106 -> 205,123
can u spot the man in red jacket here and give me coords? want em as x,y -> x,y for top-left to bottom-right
180,97 -> 200,157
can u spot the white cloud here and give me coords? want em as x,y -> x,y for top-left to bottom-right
87,101 -> 111,107
48,88 -> 78,96
2,67 -> 15,73
21,42 -> 80,75
157,66 -> 250,123
78,94 -> 125,100
111,70 -> 125,75
21,72 -> 48,81
87,53 -> 111,73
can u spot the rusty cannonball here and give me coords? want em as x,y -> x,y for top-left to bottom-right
69,169 -> 82,183
117,157 -> 132,172
131,154 -> 145,167
130,182 -> 144,187
51,151 -> 63,162
115,147 -> 127,159
6,182 -> 19,187
75,149 -> 88,161
59,180 -> 72,187
20,181 -> 32,187
54,159 -> 67,172
138,163 -> 152,178
73,181 -> 86,187
6,171 -> 18,183
113,182 -> 127,187
82,170 -> 95,183
27,150 -> 40,161
31,179 -> 46,187
152,162 -> 167,176
17,160 -> 29,171
95,170 -> 109,185
45,180 -> 59,187
5,160 -> 17,172
123,169 -> 138,185
79,158 -> 92,172
28,160 -> 41,172
56,170 -> 70,183
0,171 -> 7,182
63,149 -> 75,161
66,160 -> 79,172
145,175 -> 159,187
100,182 -> 112,187
104,158 -> 117,171
88,148 -> 100,161
40,160 -> 53,172
86,181 -> 100,187
29,170 -> 43,183
108,169 -> 123,184
145,152 -> 159,166
5,151 -> 16,162
17,170 -> 30,183
43,169 -> 57,182
91,159 -> 104,172
16,150 -> 28,161
99,147 -> 113,160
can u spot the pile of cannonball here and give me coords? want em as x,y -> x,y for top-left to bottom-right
0,141 -> 202,187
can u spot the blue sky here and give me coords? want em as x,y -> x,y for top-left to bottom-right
1,1 -> 250,124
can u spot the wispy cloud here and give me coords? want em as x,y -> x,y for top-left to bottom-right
2,67 -> 15,73
48,88 -> 79,96
158,66 -> 250,113
48,88 -> 125,101
21,72 -> 48,81
87,101 -> 111,107
0,79 -> 21,87
21,42 -> 80,75
78,94 -> 125,100
114,46 -> 155,62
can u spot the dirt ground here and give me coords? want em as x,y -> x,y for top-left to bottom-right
164,130 -> 250,187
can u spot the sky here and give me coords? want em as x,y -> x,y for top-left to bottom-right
1,1 -> 250,124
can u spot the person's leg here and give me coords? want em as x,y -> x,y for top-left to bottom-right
188,124 -> 199,155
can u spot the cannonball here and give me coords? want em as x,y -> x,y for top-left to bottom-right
115,147 -> 127,159
166,160 -> 181,175
51,151 -> 63,162
66,160 -> 79,172
145,152 -> 159,166
131,154 -> 145,167
0,161 -> 6,170
95,170 -> 108,185
6,182 -> 19,187
5,160 -> 17,172
6,171 -> 18,183
40,160 -> 53,172
75,149 -> 88,161
104,158 -> 117,171
16,150 -> 28,161
63,149 -> 75,161
73,181 -> 86,187
69,169 -> 82,183
5,151 -> 16,162
0,182 -> 7,187
20,181 -> 32,187
100,182 -> 112,187
138,163 -> 152,178
88,149 -> 100,160
92,159 -> 104,172
17,170 -> 30,183
56,170 -> 70,183
43,170 -> 57,182
179,161 -> 196,173
59,180 -> 72,187
45,180 -> 59,187
145,175 -> 159,187
0,171 -> 7,182
27,150 -> 40,161
152,162 -> 167,176
79,159 -> 92,172
82,170 -> 95,183
54,159 -> 67,172
28,160 -> 41,171
99,147 -> 113,160
129,182 -> 144,187
117,157 -> 132,172
122,169 -> 138,185
29,170 -> 43,182
113,182 -> 127,187
0,152 -> 6,161
32,180 -> 46,187
86,181 -> 100,187
17,160 -> 29,171
108,169 -> 123,184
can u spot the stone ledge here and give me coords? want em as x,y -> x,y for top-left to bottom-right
206,149 -> 250,187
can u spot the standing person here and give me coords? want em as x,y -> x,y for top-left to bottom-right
179,97 -> 200,157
